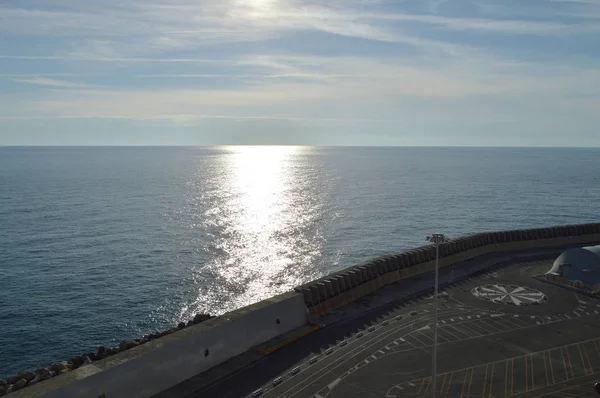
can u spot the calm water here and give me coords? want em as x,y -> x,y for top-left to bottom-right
1,146 -> 599,377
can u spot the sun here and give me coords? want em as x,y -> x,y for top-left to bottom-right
235,0 -> 278,17
248,0 -> 276,7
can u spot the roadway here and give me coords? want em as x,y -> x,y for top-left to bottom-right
193,258 -> 600,398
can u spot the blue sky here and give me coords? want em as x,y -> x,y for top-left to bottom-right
1,0 -> 599,146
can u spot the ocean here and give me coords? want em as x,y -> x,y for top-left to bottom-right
1,146 -> 599,377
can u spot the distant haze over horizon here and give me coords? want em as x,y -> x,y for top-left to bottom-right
1,0 -> 600,146
2,145 -> 600,148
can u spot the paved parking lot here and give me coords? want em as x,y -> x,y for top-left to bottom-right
193,258 -> 600,398
387,336 -> 600,397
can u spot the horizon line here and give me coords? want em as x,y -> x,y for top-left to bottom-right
1,145 -> 599,149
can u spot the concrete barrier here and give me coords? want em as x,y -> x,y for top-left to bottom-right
13,292 -> 307,398
296,222 -> 600,317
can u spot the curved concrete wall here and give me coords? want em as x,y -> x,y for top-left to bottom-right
297,223 -> 600,317
13,292 -> 307,398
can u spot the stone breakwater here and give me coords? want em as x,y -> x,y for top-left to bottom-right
0,313 -> 214,396
297,222 -> 600,318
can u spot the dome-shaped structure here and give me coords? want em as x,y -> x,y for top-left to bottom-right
547,245 -> 600,285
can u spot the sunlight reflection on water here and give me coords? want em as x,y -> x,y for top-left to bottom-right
184,146 -> 326,315
3,147 -> 600,377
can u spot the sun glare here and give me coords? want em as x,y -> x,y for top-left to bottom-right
229,146 -> 297,234
235,0 -> 278,18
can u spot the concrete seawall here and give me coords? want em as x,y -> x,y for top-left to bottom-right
297,223 -> 600,318
9,292 -> 307,398
8,222 -> 600,397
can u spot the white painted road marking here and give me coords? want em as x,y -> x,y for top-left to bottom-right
328,378 -> 341,390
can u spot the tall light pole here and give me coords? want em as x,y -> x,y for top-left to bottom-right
426,233 -> 448,398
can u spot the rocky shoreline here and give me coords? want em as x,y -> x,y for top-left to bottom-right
0,313 -> 214,396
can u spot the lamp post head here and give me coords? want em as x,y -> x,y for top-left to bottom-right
426,233 -> 448,245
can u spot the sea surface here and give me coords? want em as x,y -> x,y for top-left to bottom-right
1,146 -> 599,377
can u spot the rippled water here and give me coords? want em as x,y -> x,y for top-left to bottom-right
1,146 -> 599,377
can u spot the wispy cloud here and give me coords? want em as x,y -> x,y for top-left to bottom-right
0,73 -> 94,77
0,114 -> 403,124
7,53 -> 598,124
2,0 -> 597,63
10,77 -> 90,88
2,0 -> 600,145
0,54 -> 227,62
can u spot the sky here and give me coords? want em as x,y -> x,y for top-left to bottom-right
1,0 -> 599,146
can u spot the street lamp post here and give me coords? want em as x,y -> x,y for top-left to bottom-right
426,233 -> 448,398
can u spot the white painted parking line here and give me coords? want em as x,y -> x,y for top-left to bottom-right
450,324 -> 478,338
400,338 -> 406,342
465,319 -> 492,336
435,330 -> 451,342
494,316 -> 524,329
449,324 -> 473,338
586,312 -> 591,315
416,330 -> 433,342
595,310 -> 599,314
580,299 -> 587,304
408,383 -> 415,387
378,350 -> 385,354
450,318 -> 455,322
408,333 -> 430,348
442,320 -> 446,324
494,316 -> 519,327
272,310 -> 471,398
481,319 -> 506,333
370,355 -> 376,360
438,327 -> 461,340
505,316 -> 529,327
459,317 -> 464,320
477,315 -> 481,318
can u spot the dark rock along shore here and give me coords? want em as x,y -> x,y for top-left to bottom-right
0,313 -> 214,396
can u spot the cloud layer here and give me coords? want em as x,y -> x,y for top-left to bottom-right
1,0 -> 600,145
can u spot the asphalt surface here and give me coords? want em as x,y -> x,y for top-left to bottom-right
193,258 -> 600,398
